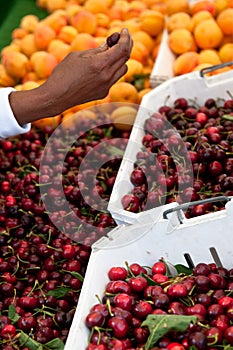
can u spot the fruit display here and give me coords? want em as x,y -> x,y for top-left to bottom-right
166,0 -> 233,77
0,1 -> 233,350
108,69 -> 233,225
85,260 -> 233,349
65,197 -> 233,348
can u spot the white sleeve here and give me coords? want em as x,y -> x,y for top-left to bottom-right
0,87 -> 31,139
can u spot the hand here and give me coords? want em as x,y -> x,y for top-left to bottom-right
9,28 -> 133,126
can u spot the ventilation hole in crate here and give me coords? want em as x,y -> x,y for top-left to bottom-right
209,247 -> 223,268
184,253 -> 195,268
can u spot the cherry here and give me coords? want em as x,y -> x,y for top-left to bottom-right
224,326 -> 233,345
205,326 -> 223,345
167,283 -> 188,298
114,293 -> 133,311
107,316 -> 129,338
151,261 -> 167,275
128,276 -> 148,293
108,266 -> 128,281
1,324 -> 16,339
166,342 -> 185,350
132,301 -> 153,319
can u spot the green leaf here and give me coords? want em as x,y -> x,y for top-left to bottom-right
107,145 -> 125,157
47,286 -> 72,298
8,304 -> 20,323
141,314 -> 198,350
19,331 -> 42,350
222,114 -> 233,121
44,338 -> 65,350
63,270 -> 84,282
174,264 -> 193,275
141,273 -> 159,286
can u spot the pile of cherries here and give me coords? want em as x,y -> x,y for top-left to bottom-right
85,260 -> 233,350
0,113 -> 129,349
121,96 -> 233,217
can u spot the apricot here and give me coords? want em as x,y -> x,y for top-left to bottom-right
48,39 -> 71,62
71,10 -> 97,35
58,26 -> 78,44
71,33 -> 98,51
95,13 -> 110,28
108,0 -> 130,20
139,10 -> 165,37
168,29 -> 197,54
124,18 -> 141,34
19,34 -> 37,57
84,0 -> 109,14
110,105 -> 138,131
123,1 -> 147,20
193,63 -> 213,73
190,1 -> 217,16
191,10 -> 213,29
12,28 -> 27,40
33,116 -> 61,129
173,51 -> 200,75
20,14 -> 39,33
198,49 -> 222,65
130,41 -> 150,65
216,8 -> 233,36
165,0 -> 190,16
34,23 -> 56,50
194,19 -> 224,49
0,65 -> 17,87
218,43 -> 233,62
1,44 -> 20,56
108,82 -> 139,104
43,12 -> 68,33
46,0 -> 67,12
166,12 -> 193,32
215,0 -> 229,14
22,72 -> 38,84
30,51 -> 58,79
124,59 -> 143,82
132,30 -> 155,53
2,51 -> 29,80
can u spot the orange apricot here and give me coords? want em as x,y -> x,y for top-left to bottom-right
190,0 -> 217,16
34,23 -> 56,50
216,8 -> 233,36
71,10 -> 97,35
2,51 -> 29,80
218,43 -> 233,62
46,0 -> 67,12
19,33 -> 37,57
71,33 -> 98,51
132,30 -> 155,53
108,81 -> 139,104
198,49 -> 222,65
30,51 -> 58,79
130,41 -> 150,65
58,26 -> 78,44
166,0 -> 190,16
124,59 -> 144,82
84,0 -> 109,14
193,19 -> 224,49
168,28 -> 197,54
20,14 -> 39,32
166,12 -> 193,32
0,65 -> 17,87
173,51 -> 200,75
47,39 -> 71,62
191,10 -> 213,29
139,10 -> 165,37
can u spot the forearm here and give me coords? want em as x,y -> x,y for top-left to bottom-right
9,85 -> 58,126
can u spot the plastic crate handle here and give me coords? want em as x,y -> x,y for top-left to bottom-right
163,195 -> 233,221
200,61 -> 233,77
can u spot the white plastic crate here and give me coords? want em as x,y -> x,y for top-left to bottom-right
107,69 -> 233,226
64,197 -> 233,350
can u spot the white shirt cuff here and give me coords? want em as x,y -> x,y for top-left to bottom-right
0,87 -> 31,139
